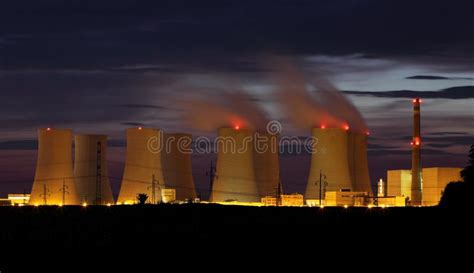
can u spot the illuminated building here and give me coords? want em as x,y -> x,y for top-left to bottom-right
8,194 -> 30,205
161,188 -> 177,203
29,128 -> 80,205
324,191 -> 368,207
422,167 -> 461,206
280,193 -> 304,206
74,134 -> 114,205
261,196 -> 278,206
387,170 -> 412,198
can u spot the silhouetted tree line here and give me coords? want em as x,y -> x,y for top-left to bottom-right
439,144 -> 474,208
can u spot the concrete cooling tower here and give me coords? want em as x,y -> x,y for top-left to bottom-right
305,128 -> 353,200
161,133 -> 196,200
118,128 -> 165,204
254,133 -> 281,198
211,127 -> 259,202
30,128 -> 80,205
74,135 -> 114,205
348,132 -> 372,195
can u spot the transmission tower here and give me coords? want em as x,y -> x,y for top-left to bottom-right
315,169 -> 328,206
95,141 -> 102,205
40,184 -> 50,205
59,179 -> 69,205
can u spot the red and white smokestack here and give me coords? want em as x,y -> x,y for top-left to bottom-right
411,98 -> 422,205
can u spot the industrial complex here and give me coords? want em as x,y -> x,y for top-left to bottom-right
0,97 -> 464,208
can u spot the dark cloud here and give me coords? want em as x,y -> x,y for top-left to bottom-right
120,122 -> 145,127
426,132 -> 469,136
1,0 -> 473,71
0,140 -> 37,150
120,104 -> 166,110
406,75 -> 474,80
368,148 -> 458,157
344,86 -> 474,99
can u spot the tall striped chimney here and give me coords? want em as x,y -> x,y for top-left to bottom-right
411,98 -> 422,205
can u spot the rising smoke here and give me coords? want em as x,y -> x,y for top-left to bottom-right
174,58 -> 367,134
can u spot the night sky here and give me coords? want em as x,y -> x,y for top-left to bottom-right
0,0 -> 473,197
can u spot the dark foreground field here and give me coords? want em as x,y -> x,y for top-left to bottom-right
0,204 -> 472,269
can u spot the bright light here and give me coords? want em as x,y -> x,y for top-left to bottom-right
368,204 -> 373,209
321,125 -> 326,129
82,202 -> 88,207
320,205 -> 324,209
380,204 -> 386,209
366,131 -> 370,136
234,125 -> 240,130
106,203 -> 111,207
34,203 -> 39,207
46,127 -> 51,131
344,205 -> 348,209
344,125 -> 349,131
415,141 -> 420,146
412,98 -> 417,103
18,203 -> 25,207
138,127 -> 142,130
58,203 -> 63,207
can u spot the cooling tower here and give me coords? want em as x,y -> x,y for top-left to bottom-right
254,133 -> 281,198
305,128 -> 353,200
161,133 -> 196,200
29,128 -> 80,205
348,132 -> 372,195
74,135 -> 114,205
118,128 -> 165,204
211,127 -> 259,202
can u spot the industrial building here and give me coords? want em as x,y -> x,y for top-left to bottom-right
29,128 -> 80,205
324,191 -> 368,207
74,134 -> 114,205
261,193 -> 304,206
305,128 -> 354,200
118,128 -> 165,204
422,167 -> 461,206
211,127 -> 259,202
387,170 -> 412,198
387,167 -> 461,206
253,133 -> 281,198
